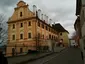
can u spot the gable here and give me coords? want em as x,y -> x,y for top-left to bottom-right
8,1 -> 35,22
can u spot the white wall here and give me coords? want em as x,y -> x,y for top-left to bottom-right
70,40 -> 76,46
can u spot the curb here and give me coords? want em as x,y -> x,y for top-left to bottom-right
16,48 -> 66,64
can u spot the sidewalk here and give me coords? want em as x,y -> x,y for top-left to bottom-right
7,47 -> 65,64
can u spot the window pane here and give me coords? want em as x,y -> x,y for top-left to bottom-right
20,23 -> 23,27
12,35 -> 15,40
13,24 -> 15,29
20,12 -> 22,17
60,33 -> 62,35
42,24 -> 44,28
49,28 -> 50,31
46,26 -> 48,30
20,48 -> 23,53
28,33 -> 31,38
20,34 -> 23,39
28,21 -> 31,26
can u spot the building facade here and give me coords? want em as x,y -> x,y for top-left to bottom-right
74,16 -> 81,47
6,1 -> 58,56
75,0 -> 85,63
52,23 -> 69,47
58,32 -> 69,47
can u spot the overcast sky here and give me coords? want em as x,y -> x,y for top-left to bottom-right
0,0 -> 77,38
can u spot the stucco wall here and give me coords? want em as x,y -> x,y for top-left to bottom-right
59,32 -> 69,47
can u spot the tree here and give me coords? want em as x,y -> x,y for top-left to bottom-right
33,33 -> 42,51
0,14 -> 8,45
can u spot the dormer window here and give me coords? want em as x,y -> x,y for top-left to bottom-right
20,12 -> 22,17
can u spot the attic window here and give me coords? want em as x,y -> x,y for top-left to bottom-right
20,12 -> 22,17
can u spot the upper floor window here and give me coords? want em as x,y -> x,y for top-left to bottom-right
28,21 -> 31,26
20,23 -> 23,27
28,33 -> 31,38
12,35 -> 15,40
60,33 -> 62,35
20,34 -> 23,39
49,28 -> 50,31
20,12 -> 22,17
13,24 -> 15,29
52,35 -> 53,40
42,24 -> 44,29
46,26 -> 48,30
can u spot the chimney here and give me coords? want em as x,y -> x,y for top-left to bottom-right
38,9 -> 41,19
44,14 -> 46,22
49,19 -> 52,26
41,14 -> 43,20
46,16 -> 48,24
33,5 -> 37,16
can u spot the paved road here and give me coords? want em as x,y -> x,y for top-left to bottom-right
7,47 -> 65,64
26,48 -> 83,64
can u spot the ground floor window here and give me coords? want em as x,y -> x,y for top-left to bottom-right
12,48 -> 15,56
20,48 -> 23,53
43,46 -> 49,50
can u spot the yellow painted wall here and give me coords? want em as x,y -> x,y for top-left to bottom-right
59,32 -> 69,47
6,1 -> 58,56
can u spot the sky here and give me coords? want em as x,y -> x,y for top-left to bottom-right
0,0 -> 77,38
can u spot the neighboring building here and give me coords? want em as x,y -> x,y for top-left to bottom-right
6,0 -> 58,56
75,0 -> 85,63
74,16 -> 81,47
52,23 -> 69,47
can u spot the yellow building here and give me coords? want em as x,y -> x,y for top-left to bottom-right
6,0 -> 58,56
58,32 -> 69,47
52,23 -> 69,47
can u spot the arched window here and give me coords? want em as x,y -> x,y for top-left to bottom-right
13,24 -> 15,29
28,33 -> 31,38
20,12 -> 22,17
20,34 -> 23,39
12,35 -> 15,40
